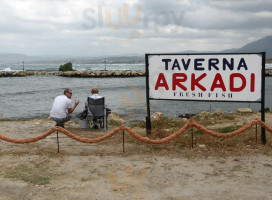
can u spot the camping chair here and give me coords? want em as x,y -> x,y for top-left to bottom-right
87,97 -> 108,130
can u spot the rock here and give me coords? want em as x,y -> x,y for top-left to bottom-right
180,118 -> 188,123
235,122 -> 243,126
106,71 -> 114,76
194,111 -> 211,119
213,109 -> 223,114
95,71 -> 102,77
237,108 -> 253,113
198,144 -> 206,148
151,112 -> 163,121
179,113 -> 195,119
114,70 -> 123,76
14,71 -> 27,77
139,71 -> 145,76
265,70 -> 272,76
198,111 -> 211,116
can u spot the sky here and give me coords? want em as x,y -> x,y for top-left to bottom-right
0,0 -> 271,57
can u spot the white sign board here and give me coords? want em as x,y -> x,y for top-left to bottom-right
148,54 -> 263,102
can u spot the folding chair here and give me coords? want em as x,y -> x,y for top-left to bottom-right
87,97 -> 107,130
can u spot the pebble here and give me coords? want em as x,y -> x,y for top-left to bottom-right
237,108 -> 253,113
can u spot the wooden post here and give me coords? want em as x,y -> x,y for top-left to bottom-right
145,54 -> 151,136
57,131 -> 60,153
255,124 -> 258,143
261,52 -> 266,144
191,127 -> 194,148
122,130 -> 125,153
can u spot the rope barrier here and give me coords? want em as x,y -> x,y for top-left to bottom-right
0,127 -> 58,144
0,119 -> 271,145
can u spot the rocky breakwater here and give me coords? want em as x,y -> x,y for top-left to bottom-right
0,71 -> 32,77
0,71 -> 62,77
265,69 -> 272,76
59,70 -> 145,77
0,70 -> 145,77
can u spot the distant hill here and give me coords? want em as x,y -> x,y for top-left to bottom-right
0,54 -> 83,64
0,54 -> 58,64
74,55 -> 144,64
221,35 -> 272,59
0,35 -> 271,64
0,53 -> 30,63
0,53 -> 144,64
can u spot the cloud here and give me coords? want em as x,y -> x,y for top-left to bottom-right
208,0 -> 272,13
0,0 -> 271,56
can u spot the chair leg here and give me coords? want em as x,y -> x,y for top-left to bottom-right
91,117 -> 106,130
104,116 -> 107,130
106,116 -> 108,129
92,118 -> 99,129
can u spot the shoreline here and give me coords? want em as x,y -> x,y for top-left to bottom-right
0,70 -> 145,77
1,69 -> 272,77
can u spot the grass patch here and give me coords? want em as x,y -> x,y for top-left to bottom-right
129,120 -> 146,129
128,113 -> 262,149
223,115 -> 235,120
263,163 -> 272,168
151,145 -> 163,150
195,129 -> 204,135
130,116 -> 187,130
4,165 -> 50,185
0,118 -> 14,122
216,125 -> 242,133
108,118 -> 123,126
0,118 -> 31,122
263,152 -> 272,157
107,113 -> 124,127
80,177 -> 90,182
0,116 -> 50,122
231,164 -> 243,172
176,143 -> 187,148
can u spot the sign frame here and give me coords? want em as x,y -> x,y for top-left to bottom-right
145,52 -> 266,144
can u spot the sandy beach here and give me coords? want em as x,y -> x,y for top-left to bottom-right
0,112 -> 272,200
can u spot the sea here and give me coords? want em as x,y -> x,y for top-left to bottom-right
1,63 -> 272,124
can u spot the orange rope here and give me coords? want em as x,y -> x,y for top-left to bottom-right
0,127 -> 58,144
191,119 -> 259,138
0,119 -> 271,144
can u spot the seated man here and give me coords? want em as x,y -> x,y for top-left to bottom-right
85,86 -> 110,129
89,86 -> 103,100
50,88 -> 79,128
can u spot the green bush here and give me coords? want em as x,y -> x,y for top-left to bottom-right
59,62 -> 73,71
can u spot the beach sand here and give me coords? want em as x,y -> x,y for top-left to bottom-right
0,112 -> 272,200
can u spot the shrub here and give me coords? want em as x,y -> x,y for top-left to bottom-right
59,62 -> 73,71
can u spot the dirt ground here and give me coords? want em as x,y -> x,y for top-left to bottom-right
0,112 -> 272,200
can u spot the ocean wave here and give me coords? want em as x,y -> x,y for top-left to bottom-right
0,67 -> 20,72
266,64 -> 272,69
